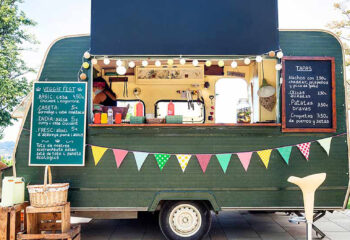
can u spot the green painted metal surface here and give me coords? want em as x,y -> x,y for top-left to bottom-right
5,31 -> 349,211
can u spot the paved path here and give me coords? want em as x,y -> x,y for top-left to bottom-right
77,211 -> 350,240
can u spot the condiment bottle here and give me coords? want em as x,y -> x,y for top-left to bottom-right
167,101 -> 175,116
107,107 -> 113,124
94,113 -> 101,124
101,113 -> 108,124
115,113 -> 122,124
136,102 -> 143,117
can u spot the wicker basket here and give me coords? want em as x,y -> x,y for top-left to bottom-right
27,166 -> 69,208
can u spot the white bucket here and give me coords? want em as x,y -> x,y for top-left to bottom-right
1,177 -> 25,206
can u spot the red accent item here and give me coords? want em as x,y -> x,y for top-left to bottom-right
136,102 -> 143,116
94,113 -> 101,124
115,113 -> 122,124
208,116 -> 213,121
211,106 -> 215,110
210,112 -> 214,115
167,101 -> 175,116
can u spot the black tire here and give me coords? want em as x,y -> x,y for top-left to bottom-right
159,201 -> 212,240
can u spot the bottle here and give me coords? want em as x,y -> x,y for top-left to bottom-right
236,98 -> 251,123
107,107 -> 113,124
136,102 -> 143,117
167,101 -> 175,116
101,113 -> 108,124
94,113 -> 101,124
115,113 -> 122,124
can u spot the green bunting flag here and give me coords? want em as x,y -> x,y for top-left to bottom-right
216,154 -> 231,173
277,146 -> 293,164
154,154 -> 171,171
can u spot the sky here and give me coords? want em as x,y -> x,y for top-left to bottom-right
0,0 -> 343,142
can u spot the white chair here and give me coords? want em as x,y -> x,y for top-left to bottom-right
288,173 -> 326,240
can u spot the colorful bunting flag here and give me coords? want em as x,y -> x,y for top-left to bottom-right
236,152 -> 253,171
277,146 -> 293,164
317,137 -> 332,156
196,154 -> 212,173
297,142 -> 312,161
257,149 -> 273,169
176,155 -> 191,172
154,154 -> 171,171
216,154 -> 231,173
91,146 -> 108,166
133,152 -> 148,171
113,149 -> 128,168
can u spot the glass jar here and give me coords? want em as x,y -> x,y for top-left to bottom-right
236,98 -> 251,123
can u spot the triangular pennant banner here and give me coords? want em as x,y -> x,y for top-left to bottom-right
297,142 -> 311,161
154,154 -> 171,171
113,149 -> 128,168
216,154 -> 231,173
133,152 -> 149,171
317,137 -> 332,156
257,149 -> 273,169
196,154 -> 212,173
277,146 -> 293,165
91,146 -> 108,166
236,152 -> 253,172
176,155 -> 191,172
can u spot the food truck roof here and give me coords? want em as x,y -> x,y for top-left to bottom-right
90,0 -> 279,56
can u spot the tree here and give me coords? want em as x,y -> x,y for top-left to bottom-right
0,0 -> 36,138
327,2 -> 350,66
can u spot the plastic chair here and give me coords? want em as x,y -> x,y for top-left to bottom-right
288,173 -> 326,240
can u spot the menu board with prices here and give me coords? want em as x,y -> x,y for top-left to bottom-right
282,57 -> 336,132
29,82 -> 87,166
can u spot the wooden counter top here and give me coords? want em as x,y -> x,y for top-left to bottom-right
89,123 -> 281,127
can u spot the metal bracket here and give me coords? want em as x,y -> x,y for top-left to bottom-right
290,211 -> 326,239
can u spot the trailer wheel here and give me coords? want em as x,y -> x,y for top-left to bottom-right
159,201 -> 211,240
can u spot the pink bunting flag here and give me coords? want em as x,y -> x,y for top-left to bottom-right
113,149 -> 129,168
297,142 -> 311,161
237,152 -> 253,172
196,154 -> 212,173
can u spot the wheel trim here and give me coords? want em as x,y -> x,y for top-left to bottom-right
169,204 -> 202,237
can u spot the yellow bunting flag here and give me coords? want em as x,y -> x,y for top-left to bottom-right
176,155 -> 191,172
257,149 -> 273,169
91,146 -> 108,166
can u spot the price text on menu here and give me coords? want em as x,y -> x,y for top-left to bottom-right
29,82 -> 87,166
282,57 -> 336,132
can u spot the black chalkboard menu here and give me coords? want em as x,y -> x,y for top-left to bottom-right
282,57 -> 336,132
29,82 -> 87,166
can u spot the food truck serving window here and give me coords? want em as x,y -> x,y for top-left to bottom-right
156,101 -> 205,124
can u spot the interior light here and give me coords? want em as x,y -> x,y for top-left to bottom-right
256,56 -> 263,63
205,60 -> 212,67
116,66 -> 127,75
244,58 -> 251,65
192,59 -> 199,66
116,60 -> 123,67
180,58 -> 186,65
167,59 -> 174,66
155,60 -> 162,67
231,61 -> 238,68
103,57 -> 110,65
142,60 -> 148,67
218,60 -> 225,67
128,61 -> 135,68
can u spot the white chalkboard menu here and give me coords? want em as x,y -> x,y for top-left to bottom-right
282,57 -> 336,132
29,82 -> 87,166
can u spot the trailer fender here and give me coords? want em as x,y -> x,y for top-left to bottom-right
149,191 -> 220,212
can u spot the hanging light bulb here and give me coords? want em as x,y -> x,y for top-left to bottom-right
128,61 -> 135,68
277,51 -> 284,59
91,58 -> 98,65
104,57 -> 110,65
80,73 -> 87,80
205,60 -> 212,67
192,59 -> 199,66
116,59 -> 123,67
82,62 -> 90,69
167,59 -> 174,66
268,51 -> 276,57
180,58 -> 186,65
231,61 -> 238,68
218,60 -> 225,67
155,60 -> 162,67
117,66 -> 127,75
244,58 -> 251,65
83,51 -> 91,59
275,63 -> 282,71
142,60 -> 148,67
256,56 -> 263,63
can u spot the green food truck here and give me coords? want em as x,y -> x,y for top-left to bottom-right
3,0 -> 350,239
